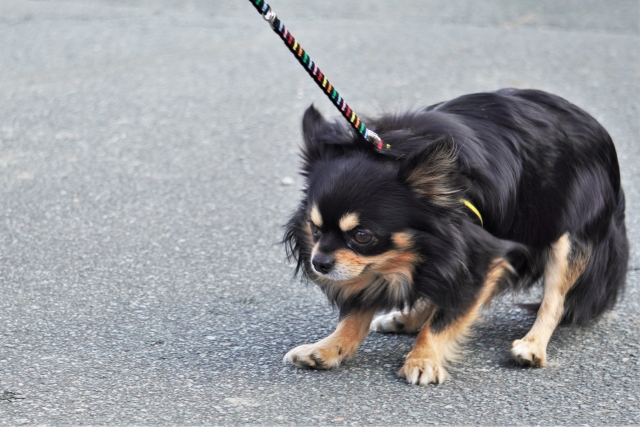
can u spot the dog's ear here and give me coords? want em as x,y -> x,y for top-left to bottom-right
398,138 -> 463,208
302,104 -> 330,148
301,105 -> 353,168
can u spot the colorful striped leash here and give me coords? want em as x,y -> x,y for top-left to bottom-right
248,0 -> 389,150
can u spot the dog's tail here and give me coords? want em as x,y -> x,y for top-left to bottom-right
562,189 -> 629,325
498,235 -> 539,290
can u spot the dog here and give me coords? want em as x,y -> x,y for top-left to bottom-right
282,88 -> 628,385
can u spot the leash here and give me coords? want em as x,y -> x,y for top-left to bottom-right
248,1 -> 483,225
248,0 -> 389,150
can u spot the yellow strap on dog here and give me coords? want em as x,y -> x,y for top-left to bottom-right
460,199 -> 483,226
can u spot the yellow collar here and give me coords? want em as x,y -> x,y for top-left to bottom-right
460,198 -> 483,226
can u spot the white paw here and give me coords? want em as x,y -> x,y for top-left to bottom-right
511,338 -> 547,367
283,343 -> 343,370
371,311 -> 408,333
398,356 -> 448,385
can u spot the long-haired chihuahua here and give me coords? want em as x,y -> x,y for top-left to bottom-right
283,88 -> 628,385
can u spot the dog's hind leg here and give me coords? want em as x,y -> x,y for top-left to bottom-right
370,300 -> 435,334
511,232 -> 590,366
283,310 -> 375,370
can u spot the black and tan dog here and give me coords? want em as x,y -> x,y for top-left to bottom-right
283,88 -> 628,385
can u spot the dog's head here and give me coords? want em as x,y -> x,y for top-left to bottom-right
284,106 -> 466,310
304,155 -> 416,282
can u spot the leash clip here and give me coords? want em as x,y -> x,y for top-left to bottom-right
366,130 -> 389,150
263,7 -> 277,26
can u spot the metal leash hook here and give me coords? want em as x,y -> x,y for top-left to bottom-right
248,0 -> 389,150
262,6 -> 277,26
365,130 -> 389,150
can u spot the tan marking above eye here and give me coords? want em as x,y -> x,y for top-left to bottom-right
310,204 -> 323,227
391,232 -> 414,250
339,212 -> 359,232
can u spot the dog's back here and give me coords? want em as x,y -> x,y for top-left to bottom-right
371,89 -> 628,325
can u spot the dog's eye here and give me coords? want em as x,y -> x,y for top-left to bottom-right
353,230 -> 373,245
310,223 -> 321,240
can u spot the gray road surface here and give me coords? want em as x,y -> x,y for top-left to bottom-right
1,0 -> 639,425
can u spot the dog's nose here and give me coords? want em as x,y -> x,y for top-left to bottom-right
312,253 -> 335,275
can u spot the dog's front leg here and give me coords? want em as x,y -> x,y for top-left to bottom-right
398,307 -> 483,385
284,310 -> 375,369
398,259 -> 508,385
397,319 -> 454,385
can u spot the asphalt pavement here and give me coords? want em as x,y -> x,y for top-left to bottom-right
1,0 -> 639,425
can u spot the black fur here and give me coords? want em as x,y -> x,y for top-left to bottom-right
284,88 -> 628,328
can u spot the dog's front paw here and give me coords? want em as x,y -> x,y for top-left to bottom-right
283,343 -> 343,370
511,338 -> 547,367
398,355 -> 448,385
371,311 -> 407,333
